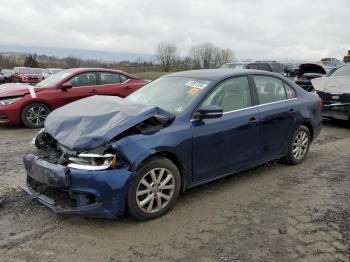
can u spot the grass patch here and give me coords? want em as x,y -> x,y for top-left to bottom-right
133,71 -> 170,80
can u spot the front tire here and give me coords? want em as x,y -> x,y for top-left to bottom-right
284,125 -> 311,165
127,157 -> 181,221
21,103 -> 51,128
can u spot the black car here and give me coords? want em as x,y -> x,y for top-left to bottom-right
0,69 -> 14,83
294,63 -> 327,92
284,63 -> 299,77
220,61 -> 285,75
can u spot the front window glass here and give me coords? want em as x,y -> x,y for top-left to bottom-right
330,65 -> 350,77
126,77 -> 211,115
36,70 -> 75,87
253,76 -> 287,104
69,72 -> 97,87
202,76 -> 251,112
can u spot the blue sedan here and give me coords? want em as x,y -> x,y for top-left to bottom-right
22,69 -> 322,220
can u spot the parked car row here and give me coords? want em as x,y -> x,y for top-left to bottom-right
0,67 -> 62,85
221,61 -> 350,121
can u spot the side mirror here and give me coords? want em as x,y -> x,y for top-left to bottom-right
195,105 -> 223,119
60,82 -> 73,90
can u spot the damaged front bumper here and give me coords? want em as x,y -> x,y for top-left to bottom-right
22,154 -> 135,219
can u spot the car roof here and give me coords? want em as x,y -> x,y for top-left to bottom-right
166,69 -> 278,81
64,68 -> 140,79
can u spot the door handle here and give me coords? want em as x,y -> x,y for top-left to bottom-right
90,89 -> 98,94
249,117 -> 258,123
289,108 -> 295,112
125,86 -> 132,89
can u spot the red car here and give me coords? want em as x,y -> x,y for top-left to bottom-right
11,67 -> 43,84
0,68 -> 148,128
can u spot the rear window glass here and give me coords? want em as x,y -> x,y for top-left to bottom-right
100,72 -> 122,84
253,75 -> 287,104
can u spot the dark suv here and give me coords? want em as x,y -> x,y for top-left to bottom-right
220,61 -> 285,75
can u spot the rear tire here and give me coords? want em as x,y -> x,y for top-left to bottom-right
284,125 -> 311,165
127,157 -> 181,221
21,103 -> 51,128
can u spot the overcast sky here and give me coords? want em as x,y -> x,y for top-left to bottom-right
0,0 -> 349,61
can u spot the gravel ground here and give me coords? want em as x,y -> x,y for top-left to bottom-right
0,121 -> 349,262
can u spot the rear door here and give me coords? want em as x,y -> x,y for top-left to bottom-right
192,76 -> 259,182
251,75 -> 298,162
97,71 -> 137,98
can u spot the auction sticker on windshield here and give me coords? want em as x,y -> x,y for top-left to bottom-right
185,80 -> 210,89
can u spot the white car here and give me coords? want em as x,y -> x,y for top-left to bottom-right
312,64 -> 350,121
42,68 -> 62,79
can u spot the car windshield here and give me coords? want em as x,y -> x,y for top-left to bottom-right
17,68 -> 35,74
1,69 -> 13,74
31,68 -> 43,74
220,64 -> 245,69
51,69 -> 62,74
126,76 -> 211,115
36,70 -> 75,87
329,65 -> 350,77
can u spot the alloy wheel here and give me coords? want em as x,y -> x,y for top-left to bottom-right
136,168 -> 175,213
26,106 -> 49,127
292,130 -> 309,160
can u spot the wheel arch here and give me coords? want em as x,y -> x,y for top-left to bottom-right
137,151 -> 187,192
300,121 -> 314,141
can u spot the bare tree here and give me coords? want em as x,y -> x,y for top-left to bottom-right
219,48 -> 235,65
155,42 -> 178,72
190,42 -> 216,69
190,42 -> 235,69
65,56 -> 82,68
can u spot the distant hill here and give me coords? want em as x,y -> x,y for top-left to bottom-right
0,45 -> 153,62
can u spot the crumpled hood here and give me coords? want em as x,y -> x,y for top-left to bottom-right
0,83 -> 44,98
312,76 -> 350,94
298,63 -> 326,75
44,95 -> 175,151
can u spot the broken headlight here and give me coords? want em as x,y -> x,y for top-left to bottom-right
67,153 -> 117,170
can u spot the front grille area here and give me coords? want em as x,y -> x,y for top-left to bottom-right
27,176 -> 96,208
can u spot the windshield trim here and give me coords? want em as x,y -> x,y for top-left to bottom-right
35,69 -> 76,88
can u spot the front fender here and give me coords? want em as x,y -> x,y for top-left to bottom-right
110,126 -> 193,183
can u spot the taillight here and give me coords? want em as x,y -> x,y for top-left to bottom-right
319,99 -> 324,108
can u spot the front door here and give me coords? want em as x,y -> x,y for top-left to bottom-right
192,76 -> 259,182
54,71 -> 99,107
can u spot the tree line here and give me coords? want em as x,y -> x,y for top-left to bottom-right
0,41 -> 234,73
155,42 -> 235,72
